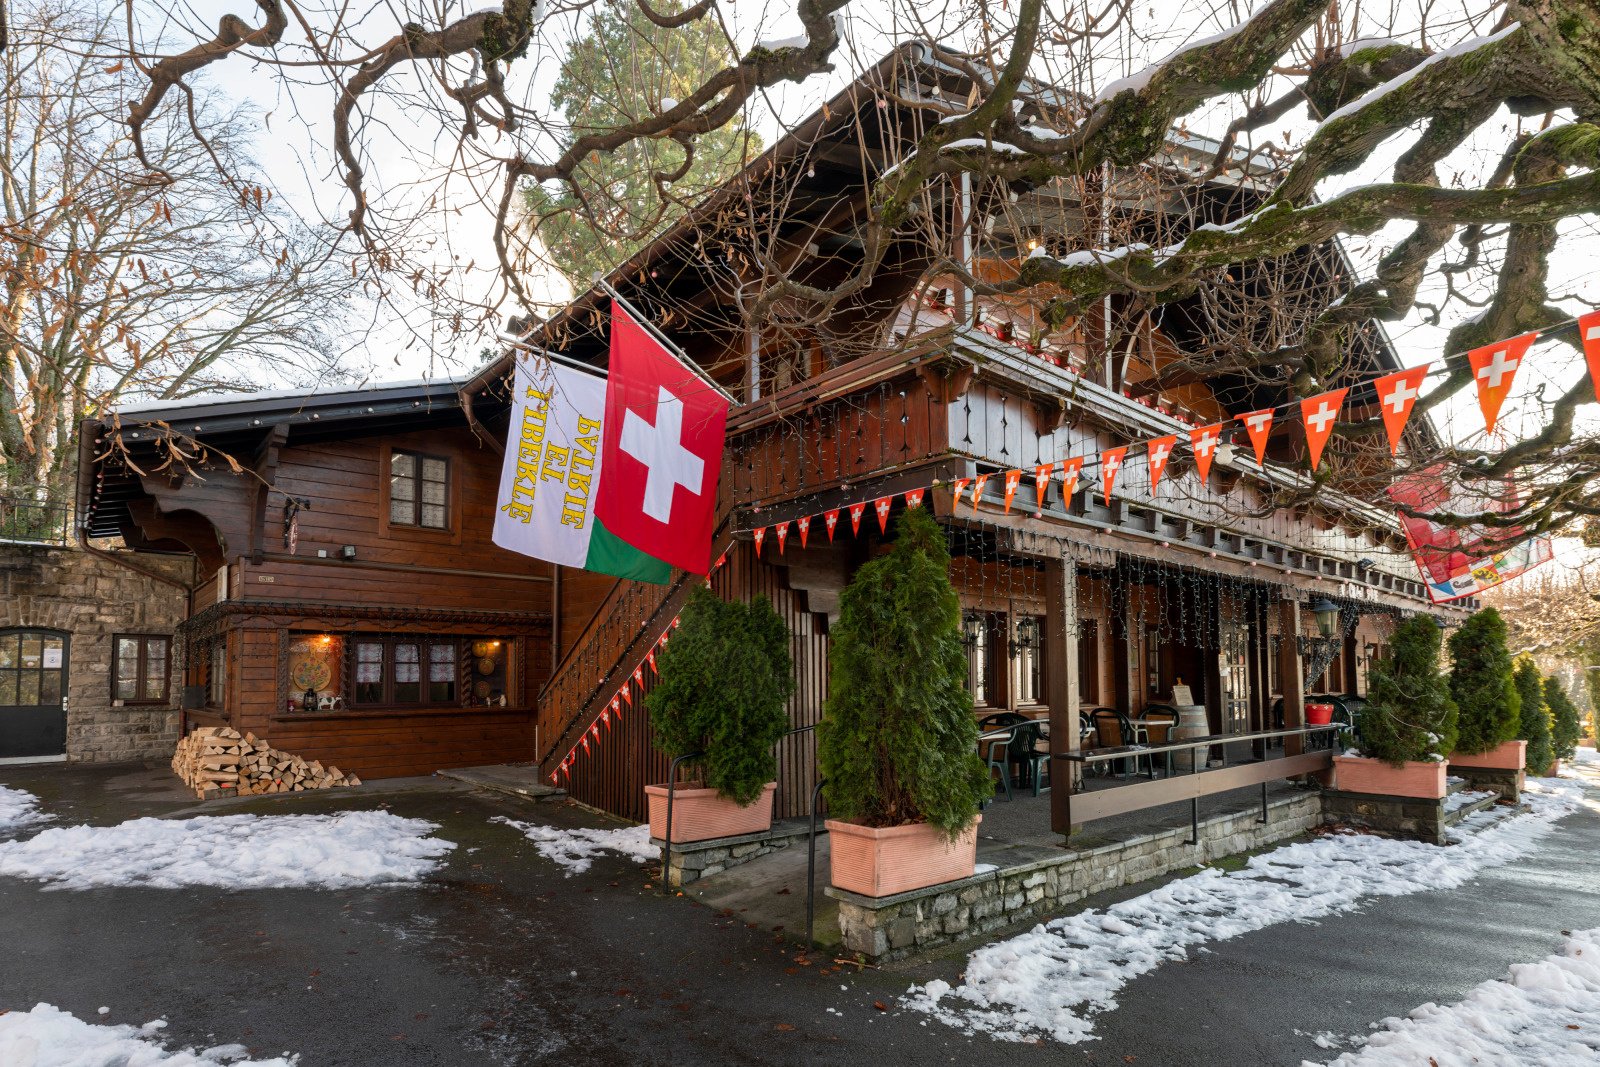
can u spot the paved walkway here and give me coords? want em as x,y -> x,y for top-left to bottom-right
1,760 -> 1596,1065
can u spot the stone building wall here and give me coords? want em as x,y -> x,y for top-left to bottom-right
0,542 -> 193,763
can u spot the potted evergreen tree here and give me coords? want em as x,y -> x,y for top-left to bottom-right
1446,607 -> 1526,794
1333,616 -> 1457,798
817,506 -> 992,897
644,585 -> 793,843
1514,656 -> 1554,777
1546,677 -> 1583,776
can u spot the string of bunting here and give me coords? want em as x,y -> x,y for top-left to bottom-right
740,311 -> 1600,550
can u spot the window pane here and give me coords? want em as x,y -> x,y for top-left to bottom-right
0,673 -> 16,704
143,641 -> 168,700
393,643 -> 420,700
0,637 -> 15,669
18,672 -> 40,705
391,452 -> 415,478
420,457 -> 447,483
428,644 -> 455,680
420,504 -> 447,529
40,670 -> 62,704
421,479 -> 446,505
20,636 -> 42,669
389,497 -> 414,525
115,639 -> 139,699
391,475 -> 416,501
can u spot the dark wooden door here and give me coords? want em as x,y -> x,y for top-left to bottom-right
0,630 -> 68,758
1217,618 -> 1250,735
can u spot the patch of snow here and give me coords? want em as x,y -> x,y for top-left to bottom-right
1442,788 -> 1495,814
1051,243 -> 1154,268
659,96 -> 678,111
1095,18 -> 1253,102
1313,926 -> 1600,1065
1337,36 -> 1403,58
974,863 -> 1000,874
903,779 -> 1583,1044
0,811 -> 453,891
1575,746 -> 1598,765
942,138 -> 1027,155
0,786 -> 50,833
1324,24 -> 1521,124
492,816 -> 654,875
0,1003 -> 297,1065
754,34 -> 808,51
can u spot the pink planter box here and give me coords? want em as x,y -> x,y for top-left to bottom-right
1332,755 -> 1447,799
1448,739 -> 1527,771
645,781 -> 776,843
826,815 -> 980,897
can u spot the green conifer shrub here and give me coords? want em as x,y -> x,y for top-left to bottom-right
1356,615 -> 1457,766
1447,608 -> 1521,755
1545,677 -> 1583,765
646,585 -> 793,805
817,506 -> 991,836
1514,655 -> 1553,776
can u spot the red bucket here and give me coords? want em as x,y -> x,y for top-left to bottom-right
1305,703 -> 1334,726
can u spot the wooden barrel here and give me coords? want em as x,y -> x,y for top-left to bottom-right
1171,704 -> 1209,773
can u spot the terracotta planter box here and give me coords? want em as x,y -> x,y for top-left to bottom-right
826,815 -> 980,897
1448,739 -> 1527,771
645,781 -> 776,843
1332,755 -> 1447,799
1548,759 -> 1561,777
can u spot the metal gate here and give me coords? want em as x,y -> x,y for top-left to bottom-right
0,630 -> 68,758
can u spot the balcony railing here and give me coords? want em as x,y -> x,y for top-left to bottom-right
0,495 -> 72,546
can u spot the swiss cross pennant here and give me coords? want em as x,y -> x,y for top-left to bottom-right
1581,310 -> 1600,405
874,495 -> 893,533
600,707 -> 612,731
646,650 -> 657,674
971,473 -> 990,513
849,501 -> 866,535
904,488 -> 925,509
633,666 -> 644,689
1374,366 -> 1429,456
1034,463 -> 1054,509
951,478 -> 970,507
1100,446 -> 1127,505
752,526 -> 765,557
796,515 -> 810,548
1467,331 -> 1537,434
1060,457 -> 1083,501
1189,424 -> 1224,485
1146,435 -> 1177,494
1002,469 -> 1022,513
775,521 -> 790,555
1300,388 -> 1347,471
824,508 -> 840,541
1239,408 -> 1273,464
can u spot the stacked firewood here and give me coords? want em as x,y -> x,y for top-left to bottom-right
171,727 -> 361,800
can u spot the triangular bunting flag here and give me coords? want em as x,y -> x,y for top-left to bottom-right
1239,408 -> 1273,464
752,526 -> 765,557
905,487 -> 925,509
646,649 -> 657,674
1189,424 -> 1224,485
1374,366 -> 1428,456
971,473 -> 990,512
714,552 -> 726,570
610,694 -> 621,715
1060,457 -> 1083,501
1003,469 -> 1021,513
1146,435 -> 1177,494
797,515 -> 810,548
824,508 -> 840,541
600,708 -> 612,731
580,734 -> 590,754
633,665 -> 644,688
620,683 -> 633,705
1100,447 -> 1127,504
1581,310 -> 1600,404
951,478 -> 970,507
1300,388 -> 1347,471
849,501 -> 866,535
1034,463 -> 1054,508
1467,331 -> 1537,433
775,521 -> 789,555
874,495 -> 893,533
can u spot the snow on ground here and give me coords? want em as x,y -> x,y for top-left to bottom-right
1311,927 -> 1600,1066
904,779 -> 1585,1045
491,816 -> 655,876
0,811 -> 453,890
0,785 -> 49,833
1442,788 -> 1496,814
0,1003 -> 297,1066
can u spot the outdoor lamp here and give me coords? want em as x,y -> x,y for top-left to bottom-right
1310,597 -> 1340,638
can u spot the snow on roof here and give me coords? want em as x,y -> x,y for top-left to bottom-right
112,374 -> 471,416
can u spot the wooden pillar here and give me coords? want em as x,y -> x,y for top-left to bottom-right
1048,555 -> 1081,835
1278,596 -> 1306,758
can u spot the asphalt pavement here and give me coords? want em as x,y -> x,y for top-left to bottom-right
2,760 -> 1597,1066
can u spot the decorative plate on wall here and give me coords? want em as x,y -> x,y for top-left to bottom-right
475,656 -> 497,676
471,640 -> 494,658
290,659 -> 332,692
473,680 -> 492,700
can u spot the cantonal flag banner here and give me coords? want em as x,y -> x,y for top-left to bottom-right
595,302 -> 729,576
1387,463 -> 1552,603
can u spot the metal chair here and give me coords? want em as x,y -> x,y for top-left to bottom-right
1089,707 -> 1135,777
1010,720 -> 1050,796
1140,706 -> 1180,777
979,726 -> 1016,802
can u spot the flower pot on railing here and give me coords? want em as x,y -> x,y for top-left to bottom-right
826,816 -> 980,897
645,781 -> 776,843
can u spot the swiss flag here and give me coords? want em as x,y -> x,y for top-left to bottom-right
904,488 -> 925,509
775,521 -> 789,555
1300,388 -> 1347,471
849,501 -> 866,535
1146,435 -> 1177,494
1467,331 -> 1537,433
874,495 -> 893,533
1374,366 -> 1428,456
752,526 -> 765,557
951,478 -> 970,507
971,473 -> 990,512
1002,470 -> 1021,513
797,515 -> 810,548
1581,310 -> 1600,404
597,302 -> 730,573
1100,447 -> 1127,504
1189,424 -> 1224,484
1034,463 -> 1054,507
1060,457 -> 1083,500
1239,408 -> 1273,464
824,509 -> 840,541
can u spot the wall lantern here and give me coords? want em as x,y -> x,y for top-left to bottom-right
1309,596 -> 1340,638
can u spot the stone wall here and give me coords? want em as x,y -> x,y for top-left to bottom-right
0,542 -> 193,762
659,821 -> 814,888
828,792 -> 1322,962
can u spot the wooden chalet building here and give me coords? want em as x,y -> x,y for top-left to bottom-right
77,45 -> 1469,827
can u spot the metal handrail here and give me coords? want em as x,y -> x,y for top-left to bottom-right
1055,724 -> 1341,763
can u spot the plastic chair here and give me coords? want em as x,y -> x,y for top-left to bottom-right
1089,707 -> 1135,777
1010,721 -> 1050,796
1140,706 -> 1180,778
978,724 -> 1016,802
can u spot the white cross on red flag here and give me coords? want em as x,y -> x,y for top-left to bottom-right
874,496 -> 893,533
1060,457 -> 1083,500
1146,435 -> 1177,494
951,478 -> 970,507
1300,388 -> 1347,471
752,526 -> 765,557
775,520 -> 789,555
1373,366 -> 1429,456
904,488 -> 925,509
1239,408 -> 1273,464
1034,463 -> 1053,507
1100,446 -> 1127,505
824,509 -> 840,541
1581,310 -> 1600,404
796,515 -> 810,548
971,473 -> 990,512
1189,424 -> 1224,484
849,501 -> 866,535
1003,469 -> 1022,513
1467,331 -> 1537,434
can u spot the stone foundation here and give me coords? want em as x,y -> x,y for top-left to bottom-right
1320,788 -> 1447,845
1449,766 -> 1523,803
828,792 -> 1321,962
657,819 -> 815,888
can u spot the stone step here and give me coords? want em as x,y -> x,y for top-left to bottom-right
1443,786 -> 1502,826
1445,775 -> 1473,796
